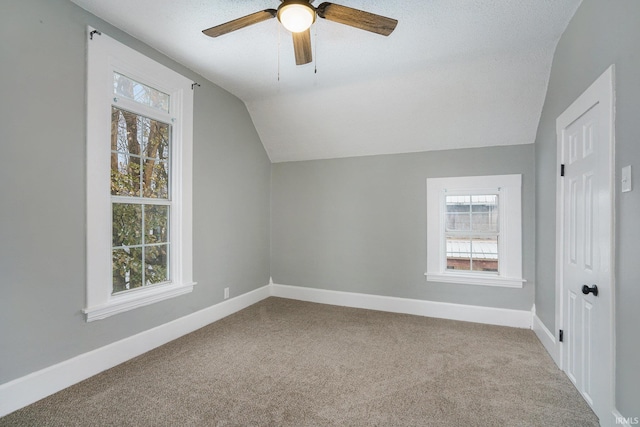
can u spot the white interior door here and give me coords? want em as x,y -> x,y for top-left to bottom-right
556,66 -> 614,424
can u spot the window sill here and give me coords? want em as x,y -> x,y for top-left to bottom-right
83,282 -> 196,322
425,273 -> 525,288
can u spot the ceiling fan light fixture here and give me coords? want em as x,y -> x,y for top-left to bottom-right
277,1 -> 316,33
203,1 -> 398,66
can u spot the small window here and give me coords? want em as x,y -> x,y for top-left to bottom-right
445,194 -> 499,272
85,27 -> 195,321
426,175 -> 524,288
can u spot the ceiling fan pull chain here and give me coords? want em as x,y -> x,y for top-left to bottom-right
314,22 -> 318,74
277,21 -> 281,82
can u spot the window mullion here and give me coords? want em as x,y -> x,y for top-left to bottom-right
111,196 -> 170,205
139,139 -> 144,197
141,204 -> 146,287
111,95 -> 172,125
445,231 -> 496,239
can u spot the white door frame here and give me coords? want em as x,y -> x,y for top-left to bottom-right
555,65 -> 615,422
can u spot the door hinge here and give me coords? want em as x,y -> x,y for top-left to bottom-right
559,329 -> 564,342
560,164 -> 565,177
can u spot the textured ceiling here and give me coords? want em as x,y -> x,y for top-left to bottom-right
70,0 -> 582,162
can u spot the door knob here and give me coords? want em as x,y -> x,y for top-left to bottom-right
582,284 -> 599,296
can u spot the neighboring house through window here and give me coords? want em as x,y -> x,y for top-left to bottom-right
85,27 -> 195,321
426,175 -> 524,288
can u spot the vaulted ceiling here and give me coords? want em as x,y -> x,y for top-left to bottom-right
70,0 -> 582,162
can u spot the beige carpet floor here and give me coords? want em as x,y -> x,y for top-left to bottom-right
1,297 -> 598,426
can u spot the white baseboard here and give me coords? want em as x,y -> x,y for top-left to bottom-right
0,284 -> 271,418
532,308 -> 559,367
270,283 -> 532,329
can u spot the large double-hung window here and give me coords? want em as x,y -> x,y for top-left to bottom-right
111,75 -> 172,292
85,28 -> 195,321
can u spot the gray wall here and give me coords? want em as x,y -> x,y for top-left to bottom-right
0,0 -> 271,384
534,0 -> 640,416
271,145 -> 535,311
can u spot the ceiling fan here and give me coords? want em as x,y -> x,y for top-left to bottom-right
202,0 -> 398,66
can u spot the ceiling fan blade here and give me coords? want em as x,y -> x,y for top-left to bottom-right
316,2 -> 397,36
202,9 -> 277,38
292,29 -> 313,65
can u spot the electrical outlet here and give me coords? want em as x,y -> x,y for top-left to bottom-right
622,165 -> 632,193
224,287 -> 229,300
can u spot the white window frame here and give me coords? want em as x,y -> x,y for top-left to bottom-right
84,27 -> 195,321
426,174 -> 524,288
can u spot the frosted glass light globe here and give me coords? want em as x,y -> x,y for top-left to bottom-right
279,4 -> 315,33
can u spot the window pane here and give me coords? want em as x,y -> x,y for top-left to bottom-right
446,236 -> 498,272
112,203 -> 142,247
113,72 -> 170,113
145,245 -> 169,285
141,118 -> 170,160
145,205 -> 169,244
111,153 -> 141,196
446,238 -> 472,270
446,196 -> 471,231
142,160 -> 169,198
470,237 -> 499,272
112,107 -> 141,155
446,212 -> 470,231
471,195 -> 498,233
113,247 -> 143,293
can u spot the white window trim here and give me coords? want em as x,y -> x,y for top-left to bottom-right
84,27 -> 195,321
426,174 -> 524,288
